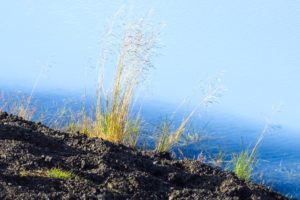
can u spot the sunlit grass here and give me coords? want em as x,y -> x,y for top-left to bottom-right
232,149 -> 255,181
0,66 -> 50,121
231,134 -> 263,181
19,168 -> 75,180
19,170 -> 30,177
155,85 -> 223,152
231,107 -> 279,180
155,119 -> 173,152
47,168 -> 74,180
0,92 -> 36,121
67,15 -> 159,147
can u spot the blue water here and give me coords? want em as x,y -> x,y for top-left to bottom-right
140,106 -> 300,199
0,90 -> 299,199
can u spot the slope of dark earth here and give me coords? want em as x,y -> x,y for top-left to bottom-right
0,112 -> 293,200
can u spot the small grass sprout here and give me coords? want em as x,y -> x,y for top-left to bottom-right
19,170 -> 30,177
232,149 -> 255,181
47,168 -> 74,180
19,168 -> 78,181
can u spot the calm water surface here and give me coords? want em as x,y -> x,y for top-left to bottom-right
141,105 -> 300,199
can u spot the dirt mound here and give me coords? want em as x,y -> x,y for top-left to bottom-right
0,112 -> 292,200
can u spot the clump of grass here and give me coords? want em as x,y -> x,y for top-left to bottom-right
155,84 -> 223,152
0,66 -> 50,121
47,168 -> 74,180
231,132 -> 264,181
19,168 -> 75,180
19,170 -> 30,177
155,120 -> 173,152
208,148 -> 226,167
0,92 -> 36,121
92,17 -> 158,145
16,97 -> 36,121
70,14 -> 159,147
232,149 -> 255,181
231,106 -> 280,180
122,118 -> 142,148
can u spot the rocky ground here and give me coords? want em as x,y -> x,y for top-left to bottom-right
0,111 -> 293,200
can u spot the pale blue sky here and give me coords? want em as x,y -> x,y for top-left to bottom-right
0,0 -> 299,129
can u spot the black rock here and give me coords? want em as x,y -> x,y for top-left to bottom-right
0,111 -> 293,200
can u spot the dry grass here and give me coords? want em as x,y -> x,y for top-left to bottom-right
0,92 -> 36,121
70,15 -> 159,146
0,66 -> 49,121
155,85 -> 223,152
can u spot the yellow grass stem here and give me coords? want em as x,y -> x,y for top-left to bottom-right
72,15 -> 159,146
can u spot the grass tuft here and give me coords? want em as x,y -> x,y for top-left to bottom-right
0,92 -> 36,121
232,149 -> 255,181
69,14 -> 160,147
47,168 -> 74,180
155,84 -> 223,152
19,170 -> 30,177
19,168 -> 76,180
231,106 -> 280,180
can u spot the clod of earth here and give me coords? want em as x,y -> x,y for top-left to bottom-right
0,112 -> 292,200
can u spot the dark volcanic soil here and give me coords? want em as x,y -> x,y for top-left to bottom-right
0,112 -> 292,200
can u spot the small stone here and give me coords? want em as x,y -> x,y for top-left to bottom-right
107,183 -> 113,190
45,156 -> 52,162
33,161 -> 38,167
73,139 -> 79,145
91,188 -> 97,194
81,160 -> 86,169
